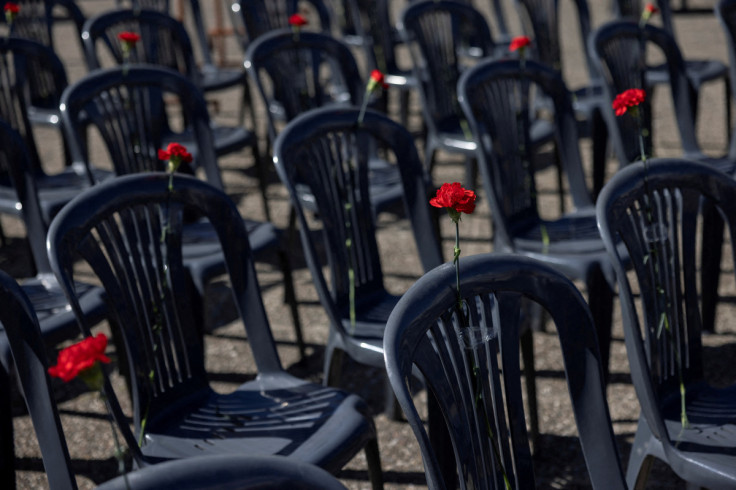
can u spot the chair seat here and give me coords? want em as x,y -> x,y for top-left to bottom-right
0,167 -> 114,223
631,382 -> 736,488
647,59 -> 729,88
142,377 -> 376,473
340,292 -> 402,340
199,65 -> 247,93
170,124 -> 257,159
0,273 -> 107,371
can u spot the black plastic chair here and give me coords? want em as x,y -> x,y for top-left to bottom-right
272,106 -> 443,410
590,20 -> 736,334
229,0 -> 332,51
59,65 -> 304,357
342,0 -> 418,127
0,269 -> 353,490
612,0 -> 730,139
245,28 -> 407,224
46,172 -> 383,489
513,0 -> 609,199
384,253 -> 627,490
81,8 -> 269,218
0,37 -> 112,230
0,0 -> 85,52
458,58 -> 617,382
597,158 -> 736,489
398,0 -> 498,179
244,29 -> 362,146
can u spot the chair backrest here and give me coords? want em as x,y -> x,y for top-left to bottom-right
47,172 -> 283,465
245,29 -> 363,142
384,253 -> 626,489
596,158 -> 735,450
0,36 -> 68,176
0,269 -> 77,490
715,0 -> 736,159
1,0 -> 85,53
589,20 -> 700,167
59,65 -> 224,188
0,119 -> 53,273
81,8 -> 199,82
230,0 -> 332,49
272,106 -> 442,340
514,0 -> 597,80
612,0 -> 676,35
457,58 -> 593,250
399,0 -> 497,137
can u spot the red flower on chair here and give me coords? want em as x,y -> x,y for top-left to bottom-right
612,88 -> 645,116
509,35 -> 531,52
430,182 -> 477,222
48,333 -> 110,384
288,13 -> 308,27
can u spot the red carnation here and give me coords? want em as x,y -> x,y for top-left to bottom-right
430,182 -> 477,222
289,13 -> 307,27
48,334 -> 111,383
158,142 -> 193,173
118,31 -> 141,45
509,36 -> 531,52
4,2 -> 19,14
612,88 -> 646,116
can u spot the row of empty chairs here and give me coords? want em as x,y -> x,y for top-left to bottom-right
2,0 -> 736,488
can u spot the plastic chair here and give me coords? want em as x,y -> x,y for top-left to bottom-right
244,29 -> 362,146
457,58 -> 617,381
590,20 -> 736,334
342,0 -> 419,127
612,0 -> 731,139
0,0 -> 85,53
597,158 -> 736,489
59,65 -> 305,358
0,37 -> 112,229
513,0 -> 609,199
398,0 -> 498,179
46,172 -> 383,489
272,106 -> 443,410
245,28 -> 406,223
384,253 -> 627,490
0,269 -> 354,490
229,0 -> 332,51
0,116 -> 107,355
81,8 -> 269,219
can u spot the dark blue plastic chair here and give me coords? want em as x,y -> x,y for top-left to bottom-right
0,269 -> 351,490
59,65 -> 304,357
384,253 -> 626,490
458,58 -> 617,382
597,158 -> 736,489
398,0 -> 498,179
81,8 -> 269,219
611,0 -> 730,140
0,37 -> 112,228
590,20 -> 736,334
46,172 -> 383,489
272,106 -> 443,412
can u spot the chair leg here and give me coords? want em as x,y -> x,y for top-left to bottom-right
520,325 -> 538,454
399,89 -> 411,128
591,108 -> 609,201
276,248 -> 306,360
251,141 -> 272,223
0,366 -> 15,490
626,421 -> 655,490
323,336 -> 344,387
586,266 -> 614,385
364,437 -> 384,490
701,200 -> 723,333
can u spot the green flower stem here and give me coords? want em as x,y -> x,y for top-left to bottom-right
637,111 -> 688,428
454,220 -> 461,309
101,391 -> 130,489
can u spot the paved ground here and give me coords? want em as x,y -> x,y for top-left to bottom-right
2,0 -> 736,488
